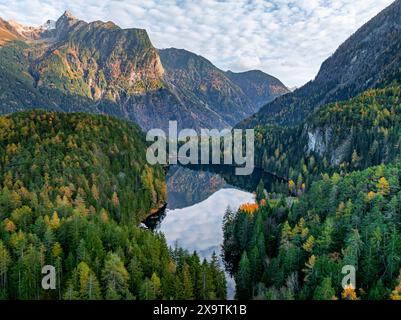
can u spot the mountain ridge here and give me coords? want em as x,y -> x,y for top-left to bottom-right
0,12 -> 288,131
237,0 -> 401,129
225,69 -> 289,109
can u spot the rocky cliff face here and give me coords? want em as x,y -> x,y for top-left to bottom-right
32,12 -> 165,101
305,125 -> 351,166
0,17 -> 22,45
0,11 -> 288,132
238,0 -> 401,128
0,12 -> 196,131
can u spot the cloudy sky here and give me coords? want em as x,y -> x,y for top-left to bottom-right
0,0 -> 395,87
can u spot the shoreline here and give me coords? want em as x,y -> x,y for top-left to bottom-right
142,202 -> 168,223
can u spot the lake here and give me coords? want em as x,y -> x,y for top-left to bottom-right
144,165 -> 283,299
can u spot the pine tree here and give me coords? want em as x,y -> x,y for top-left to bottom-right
384,226 -> 401,282
139,278 -> 156,300
102,253 -> 129,300
256,179 -> 265,203
316,218 -> 333,254
181,263 -> 194,300
0,240 -> 11,296
313,277 -> 336,300
361,226 -> 382,287
150,273 -> 161,299
236,251 -> 251,300
128,258 -> 144,296
76,262 -> 101,300
222,207 -> 239,276
342,229 -> 362,268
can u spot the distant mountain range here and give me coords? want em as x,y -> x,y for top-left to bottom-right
159,48 -> 288,129
0,11 -> 288,131
238,0 -> 401,128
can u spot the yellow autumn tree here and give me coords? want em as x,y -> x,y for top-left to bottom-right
6,143 -> 19,155
341,284 -> 358,300
91,184 -> 100,201
52,242 -> 63,258
59,185 -> 73,199
112,192 -> 119,206
50,211 -> 60,229
288,179 -> 296,194
294,218 -> 309,238
351,149 -> 360,166
4,219 -> 16,232
100,208 -> 109,222
151,272 -> 161,298
280,221 -> 293,246
44,215 -> 51,228
239,203 -> 259,214
377,176 -> 390,196
367,191 -> 376,201
390,270 -> 401,300
303,255 -> 316,282
336,202 -> 346,217
302,235 -> 315,253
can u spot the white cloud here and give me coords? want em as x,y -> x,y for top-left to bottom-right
0,0 -> 395,87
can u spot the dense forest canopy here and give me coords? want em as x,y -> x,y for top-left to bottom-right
223,162 -> 401,300
254,85 -> 401,192
223,75 -> 401,300
0,110 -> 226,300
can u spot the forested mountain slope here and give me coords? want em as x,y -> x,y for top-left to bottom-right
0,110 -> 226,299
0,12 -> 288,131
159,48 -> 289,127
253,85 -> 401,189
0,12 -> 200,132
223,162 -> 401,300
0,17 -> 23,45
238,0 -> 401,128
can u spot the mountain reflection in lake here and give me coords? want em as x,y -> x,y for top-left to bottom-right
166,165 -> 231,209
144,165 -> 282,299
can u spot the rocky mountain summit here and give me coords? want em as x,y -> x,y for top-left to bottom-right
0,11 -> 288,131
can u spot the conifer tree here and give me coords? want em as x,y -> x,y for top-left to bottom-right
236,251 -> 251,300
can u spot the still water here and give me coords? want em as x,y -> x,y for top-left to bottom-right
144,165 -> 282,299
159,188 -> 254,260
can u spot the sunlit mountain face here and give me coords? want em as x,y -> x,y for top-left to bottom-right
0,0 -> 401,303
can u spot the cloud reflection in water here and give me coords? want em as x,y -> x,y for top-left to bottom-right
159,188 -> 254,260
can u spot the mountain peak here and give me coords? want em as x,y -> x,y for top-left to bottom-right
56,10 -> 78,28
54,10 -> 80,40
61,10 -> 76,20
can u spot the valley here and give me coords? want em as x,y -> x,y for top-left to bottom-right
0,0 -> 401,302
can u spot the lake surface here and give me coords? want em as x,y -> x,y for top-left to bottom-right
159,188 -> 254,259
144,165 -> 281,299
